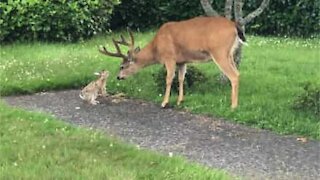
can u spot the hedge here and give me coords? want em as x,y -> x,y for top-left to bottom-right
111,0 -> 320,37
0,0 -> 119,42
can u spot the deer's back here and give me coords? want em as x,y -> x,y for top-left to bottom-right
153,16 -> 237,62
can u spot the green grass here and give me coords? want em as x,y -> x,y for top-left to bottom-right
1,33 -> 319,139
0,102 -> 230,179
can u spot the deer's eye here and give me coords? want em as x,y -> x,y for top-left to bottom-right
120,66 -> 124,70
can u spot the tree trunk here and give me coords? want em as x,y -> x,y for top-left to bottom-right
224,0 -> 233,19
200,0 -> 220,17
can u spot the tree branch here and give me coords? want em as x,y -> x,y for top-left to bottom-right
224,0 -> 233,19
242,0 -> 270,25
234,0 -> 244,24
200,0 -> 220,17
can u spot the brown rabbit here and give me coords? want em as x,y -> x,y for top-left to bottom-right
79,70 -> 109,105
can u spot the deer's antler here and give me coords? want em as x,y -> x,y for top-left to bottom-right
99,29 -> 136,58
114,29 -> 135,52
99,39 -> 127,58
114,35 -> 131,46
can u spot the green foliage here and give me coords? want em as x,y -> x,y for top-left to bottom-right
246,0 -> 320,37
293,83 -> 320,117
159,1 -> 202,22
110,0 -> 162,30
0,0 -> 119,42
111,0 -> 319,37
110,0 -> 212,30
152,66 -> 208,94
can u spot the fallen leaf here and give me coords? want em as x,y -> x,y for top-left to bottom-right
111,99 -> 121,103
211,136 -> 220,141
296,137 -> 308,143
111,93 -> 127,103
112,93 -> 126,98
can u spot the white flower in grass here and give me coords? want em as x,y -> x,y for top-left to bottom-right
169,152 -> 173,157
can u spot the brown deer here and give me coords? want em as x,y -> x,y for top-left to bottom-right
99,16 -> 246,109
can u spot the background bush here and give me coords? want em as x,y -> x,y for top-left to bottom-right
110,0 -> 162,30
0,0 -> 119,42
293,83 -> 320,117
246,0 -> 320,37
111,0 -> 319,37
153,66 -> 208,94
1,0 -> 318,42
110,0 -> 205,30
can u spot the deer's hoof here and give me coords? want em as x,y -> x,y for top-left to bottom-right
177,100 -> 183,106
161,102 -> 169,108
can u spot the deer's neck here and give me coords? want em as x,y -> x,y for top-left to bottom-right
135,43 -> 157,67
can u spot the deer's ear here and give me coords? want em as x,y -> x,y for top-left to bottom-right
134,47 -> 140,53
94,72 -> 100,76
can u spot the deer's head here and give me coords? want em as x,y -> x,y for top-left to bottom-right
99,30 -> 141,80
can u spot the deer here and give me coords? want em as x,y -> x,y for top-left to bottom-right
99,16 -> 246,109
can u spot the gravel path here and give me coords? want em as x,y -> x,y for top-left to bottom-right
4,90 -> 320,179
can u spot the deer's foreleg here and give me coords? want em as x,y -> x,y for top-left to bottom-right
161,61 -> 176,108
177,64 -> 187,105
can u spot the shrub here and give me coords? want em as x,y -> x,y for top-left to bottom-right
110,0 -> 162,30
111,0 -> 319,37
0,0 -> 119,42
293,83 -> 320,117
246,0 -> 320,37
153,66 -> 208,94
110,0 -> 213,30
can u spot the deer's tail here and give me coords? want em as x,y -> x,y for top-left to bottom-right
235,23 -> 247,45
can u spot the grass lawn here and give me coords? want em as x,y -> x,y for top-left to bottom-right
0,32 -> 319,139
0,102 -> 230,179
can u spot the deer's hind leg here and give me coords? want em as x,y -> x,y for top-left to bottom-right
210,50 -> 240,109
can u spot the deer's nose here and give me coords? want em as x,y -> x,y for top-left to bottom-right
117,76 -> 124,80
